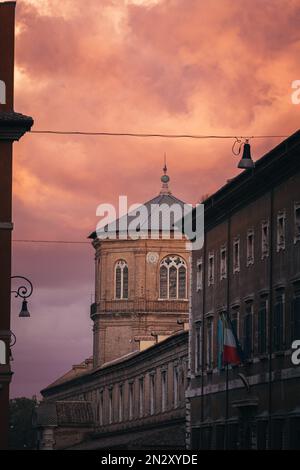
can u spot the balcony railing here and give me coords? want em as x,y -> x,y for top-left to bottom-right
90,299 -> 188,317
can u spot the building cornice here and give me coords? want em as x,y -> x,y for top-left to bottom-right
0,111 -> 33,141
41,329 -> 188,397
190,129 -> 300,233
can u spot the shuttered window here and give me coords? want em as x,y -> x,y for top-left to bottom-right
258,299 -> 267,354
169,266 -> 177,298
178,266 -> 186,298
231,312 -> 239,339
206,318 -> 213,368
115,260 -> 129,299
273,294 -> 284,351
159,265 -> 168,299
291,295 -> 300,341
115,266 -> 122,299
123,266 -> 128,299
243,305 -> 253,359
195,323 -> 202,372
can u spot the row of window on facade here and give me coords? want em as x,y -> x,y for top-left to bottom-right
115,255 -> 187,300
194,285 -> 300,371
196,204 -> 300,289
192,417 -> 300,450
94,366 -> 184,426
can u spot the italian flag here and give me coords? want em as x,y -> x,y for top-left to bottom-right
222,313 -> 242,365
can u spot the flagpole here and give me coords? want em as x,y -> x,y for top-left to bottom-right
225,216 -> 231,450
225,362 -> 229,448
268,188 -> 274,449
200,231 -> 206,449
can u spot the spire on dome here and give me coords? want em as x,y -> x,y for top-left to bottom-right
160,153 -> 171,195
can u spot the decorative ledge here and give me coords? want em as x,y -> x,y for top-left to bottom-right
0,222 -> 13,230
0,111 -> 33,141
232,398 -> 259,409
134,336 -> 154,342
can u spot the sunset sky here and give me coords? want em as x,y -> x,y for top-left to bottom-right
9,0 -> 300,397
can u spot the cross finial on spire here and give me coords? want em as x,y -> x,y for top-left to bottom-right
160,153 -> 171,195
163,152 -> 167,173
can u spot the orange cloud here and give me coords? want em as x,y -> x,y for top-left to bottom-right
8,0 -> 300,396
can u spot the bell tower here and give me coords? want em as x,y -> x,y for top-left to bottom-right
89,167 -> 189,368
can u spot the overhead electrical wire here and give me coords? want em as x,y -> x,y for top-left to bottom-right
30,130 -> 288,140
15,131 -> 288,247
13,239 -> 90,245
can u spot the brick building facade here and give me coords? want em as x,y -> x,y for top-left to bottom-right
37,330 -> 188,450
90,236 -> 189,368
188,130 -> 300,450
36,132 -> 300,450
35,168 -> 190,450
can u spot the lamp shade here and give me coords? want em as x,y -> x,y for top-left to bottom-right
19,299 -> 30,318
238,140 -> 254,169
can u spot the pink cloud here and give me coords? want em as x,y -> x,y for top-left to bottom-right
9,0 -> 300,396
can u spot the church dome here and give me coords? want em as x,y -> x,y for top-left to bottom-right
89,161 -> 185,239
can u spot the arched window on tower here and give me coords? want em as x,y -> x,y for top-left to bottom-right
159,255 -> 187,299
115,260 -> 128,299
